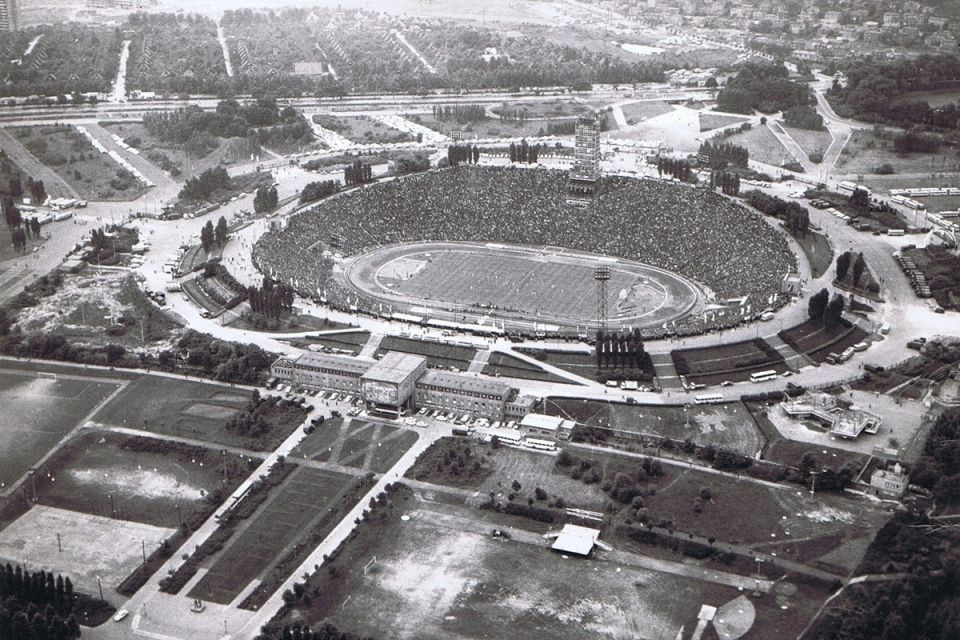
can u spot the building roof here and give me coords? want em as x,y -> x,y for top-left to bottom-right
362,352 -> 426,385
551,524 -> 601,556
295,352 -> 372,376
417,370 -> 512,397
520,413 -> 565,432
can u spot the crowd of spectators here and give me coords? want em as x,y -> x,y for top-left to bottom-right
253,166 -> 796,336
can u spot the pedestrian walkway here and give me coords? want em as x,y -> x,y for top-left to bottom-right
467,348 -> 492,373
358,333 -> 384,359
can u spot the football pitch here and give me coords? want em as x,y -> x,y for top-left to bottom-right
188,466 -> 357,605
0,368 -> 123,488
344,242 -> 701,329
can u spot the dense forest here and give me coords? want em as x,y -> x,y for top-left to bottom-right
716,63 -> 813,114
828,54 -> 960,128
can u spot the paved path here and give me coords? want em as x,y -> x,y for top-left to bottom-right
467,348 -> 491,373
358,333 -> 384,358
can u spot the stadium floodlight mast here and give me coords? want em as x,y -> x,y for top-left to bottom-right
594,265 -> 611,334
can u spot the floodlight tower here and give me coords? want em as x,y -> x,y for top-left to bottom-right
595,265 -> 610,334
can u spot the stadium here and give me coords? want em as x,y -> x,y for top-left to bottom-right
254,166 -> 797,336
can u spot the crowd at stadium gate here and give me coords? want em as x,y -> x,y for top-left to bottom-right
253,166 -> 796,337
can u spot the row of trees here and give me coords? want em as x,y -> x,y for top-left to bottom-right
807,287 -> 846,329
709,170 -> 741,196
432,104 -> 485,124
656,156 -> 693,182
299,180 -> 340,205
446,144 -> 481,167
595,328 -> 650,371
247,278 -> 295,319
836,250 -> 869,288
199,217 -> 229,252
698,141 -> 749,169
253,185 -> 279,214
343,161 -> 373,187
6,175 -> 47,205
742,189 -> 811,237
0,564 -> 81,640
508,140 -> 540,164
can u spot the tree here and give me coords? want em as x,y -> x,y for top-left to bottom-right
808,288 -> 829,320
824,293 -> 845,329
836,251 -> 851,282
200,221 -> 215,251
852,252 -> 866,288
7,176 -> 22,199
215,216 -> 228,247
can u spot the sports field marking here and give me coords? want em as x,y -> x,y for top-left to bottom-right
0,505 -> 173,598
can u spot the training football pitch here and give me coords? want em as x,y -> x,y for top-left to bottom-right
343,242 -> 700,329
188,466 -> 358,605
0,368 -> 123,488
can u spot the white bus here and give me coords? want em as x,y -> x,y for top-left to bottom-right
694,394 -> 724,405
749,370 -> 779,383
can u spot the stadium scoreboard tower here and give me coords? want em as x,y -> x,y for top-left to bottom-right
567,114 -> 601,207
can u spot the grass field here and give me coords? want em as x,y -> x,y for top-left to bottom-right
836,130 -> 960,175
0,368 -> 121,487
545,398 -> 766,457
188,466 -> 357,605
0,505 -> 173,603
793,229 -> 834,279
101,122 -> 252,181
32,431 -> 249,528
725,125 -> 793,167
413,114 -> 564,139
91,375 -> 301,451
620,101 -> 674,124
699,112 -> 748,132
672,338 -> 788,384
783,126 -> 832,160
294,331 -> 370,355
313,115 -> 414,145
12,125 -> 146,200
291,419 -> 420,474
351,242 -> 697,329
516,348 -> 597,380
317,511 -> 743,640
476,446 -> 609,511
378,336 -> 476,371
482,352 -> 571,384
912,194 -> 960,213
491,99 -> 592,119
779,320 -> 869,363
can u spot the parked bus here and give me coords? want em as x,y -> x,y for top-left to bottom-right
694,393 -> 724,405
749,370 -> 778,383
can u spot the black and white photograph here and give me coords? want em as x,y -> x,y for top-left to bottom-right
0,0 -> 958,638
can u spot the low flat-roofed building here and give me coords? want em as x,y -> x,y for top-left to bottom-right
415,370 -> 512,419
780,391 -> 881,439
273,352 -> 371,394
870,462 -> 908,498
550,524 -> 602,556
505,393 -> 537,419
361,352 -> 428,417
519,414 -> 575,441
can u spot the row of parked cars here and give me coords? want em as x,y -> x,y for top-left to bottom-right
894,252 -> 933,299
